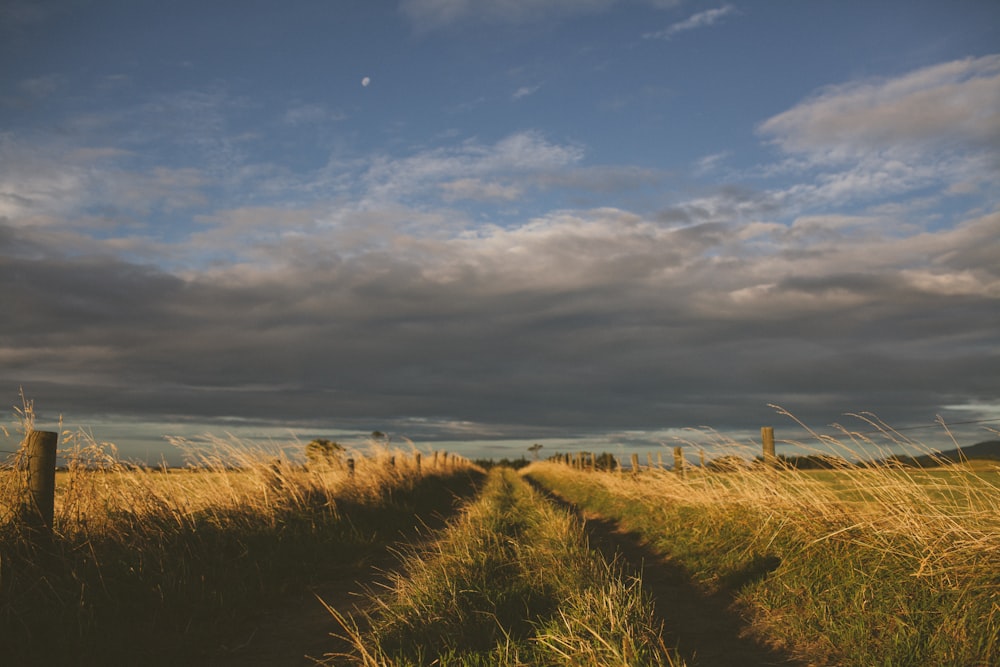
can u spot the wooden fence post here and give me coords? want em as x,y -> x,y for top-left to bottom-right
761,427 -> 776,468
26,430 -> 58,532
657,452 -> 664,469
414,452 -> 422,475
346,458 -> 355,477
630,453 -> 639,476
673,446 -> 684,474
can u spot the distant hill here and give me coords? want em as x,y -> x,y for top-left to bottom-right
886,440 -> 1000,467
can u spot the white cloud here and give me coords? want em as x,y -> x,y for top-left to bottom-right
755,55 -> 1000,213
283,103 -> 347,125
512,84 -> 541,100
694,151 -> 730,175
441,178 -> 522,201
359,130 -> 584,203
758,54 -> 1000,160
643,4 -> 737,40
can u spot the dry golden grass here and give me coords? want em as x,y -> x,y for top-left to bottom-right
526,414 -> 1000,665
1,397 -> 481,666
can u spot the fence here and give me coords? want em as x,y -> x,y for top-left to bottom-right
2,430 -> 60,534
556,426 -> 781,474
3,436 -> 468,535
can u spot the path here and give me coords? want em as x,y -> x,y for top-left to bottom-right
531,481 -> 806,667
196,482 -> 480,666
198,472 -> 806,666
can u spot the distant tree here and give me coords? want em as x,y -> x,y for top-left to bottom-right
528,443 -> 543,460
473,456 -> 531,470
706,455 -> 751,472
305,439 -> 344,467
594,452 -> 617,471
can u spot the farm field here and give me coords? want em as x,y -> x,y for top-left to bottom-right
526,460 -> 1000,666
0,432 -> 484,666
3,427 -> 999,666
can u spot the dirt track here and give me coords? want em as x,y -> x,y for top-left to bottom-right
198,476 -> 804,666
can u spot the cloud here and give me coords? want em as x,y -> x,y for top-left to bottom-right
399,0 -> 683,31
4,198 -> 997,445
440,178 -> 522,201
283,103 -> 347,125
400,0 -> 619,30
694,151 -> 730,175
758,55 -> 1000,159
755,55 -> 1000,212
2,54 -> 997,452
0,134 -> 208,223
643,4 -> 737,40
358,130 -> 584,203
512,84 -> 541,100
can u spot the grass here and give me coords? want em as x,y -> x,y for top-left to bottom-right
1,424 -> 482,667
329,467 -> 679,666
525,430 -> 1000,666
5,392 -> 996,665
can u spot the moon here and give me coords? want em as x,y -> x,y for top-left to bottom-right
361,76 -> 371,87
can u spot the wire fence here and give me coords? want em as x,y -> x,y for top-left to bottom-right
1,417 -> 998,469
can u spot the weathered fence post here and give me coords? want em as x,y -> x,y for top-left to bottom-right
761,426 -> 776,468
346,457 -> 355,478
657,451 -> 664,469
630,453 -> 639,476
26,430 -> 58,532
414,452 -> 422,475
673,446 -> 684,475
388,455 -> 395,469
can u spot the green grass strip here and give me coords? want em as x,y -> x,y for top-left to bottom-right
334,467 -> 679,666
526,463 -> 1000,667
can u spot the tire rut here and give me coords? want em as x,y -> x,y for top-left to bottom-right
527,478 -> 807,667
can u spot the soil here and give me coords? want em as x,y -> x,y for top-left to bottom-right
197,542 -> 407,666
533,482 -> 808,667
579,511 -> 806,667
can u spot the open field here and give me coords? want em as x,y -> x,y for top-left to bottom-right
3,417 -> 999,666
1,430 -> 483,666
526,460 -> 1000,666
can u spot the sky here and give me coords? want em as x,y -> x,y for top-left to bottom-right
2,0 -> 999,464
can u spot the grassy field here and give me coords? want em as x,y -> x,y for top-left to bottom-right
525,458 -> 1000,666
4,405 -> 999,666
329,467 -> 676,666
1,429 -> 482,666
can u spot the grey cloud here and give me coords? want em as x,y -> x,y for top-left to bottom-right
3,200 -> 997,448
400,0 -> 619,31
